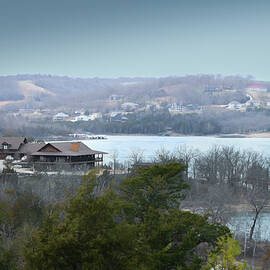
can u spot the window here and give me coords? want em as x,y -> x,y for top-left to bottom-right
3,144 -> 8,150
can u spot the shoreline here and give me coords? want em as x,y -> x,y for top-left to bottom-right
246,132 -> 270,138
45,132 -> 270,141
216,132 -> 270,138
101,132 -> 270,138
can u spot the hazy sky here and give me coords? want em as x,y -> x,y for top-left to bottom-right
1,0 -> 270,79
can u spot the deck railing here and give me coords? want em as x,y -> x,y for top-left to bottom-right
18,160 -> 102,166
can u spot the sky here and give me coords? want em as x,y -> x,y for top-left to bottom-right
0,0 -> 270,79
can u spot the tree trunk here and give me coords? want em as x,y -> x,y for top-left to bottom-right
249,210 -> 259,241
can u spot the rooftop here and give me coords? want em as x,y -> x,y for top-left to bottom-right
30,142 -> 107,157
0,137 -> 27,150
247,84 -> 266,89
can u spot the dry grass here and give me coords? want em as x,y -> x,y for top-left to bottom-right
0,80 -> 55,108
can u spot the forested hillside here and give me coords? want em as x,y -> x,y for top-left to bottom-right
0,74 -> 270,137
0,74 -> 256,110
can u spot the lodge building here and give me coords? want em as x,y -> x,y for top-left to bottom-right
0,137 -> 106,170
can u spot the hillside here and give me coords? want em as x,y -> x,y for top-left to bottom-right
0,74 -> 257,111
0,80 -> 56,108
0,74 -> 270,137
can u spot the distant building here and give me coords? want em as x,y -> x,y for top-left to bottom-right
109,112 -> 128,122
74,110 -> 84,116
204,85 -> 222,93
0,137 -> 28,159
89,113 -> 102,120
74,115 -> 90,121
121,116 -> 128,121
121,102 -> 139,111
23,142 -> 107,170
109,95 -> 124,101
69,113 -> 102,122
109,112 -> 122,122
0,137 -> 107,170
168,103 -> 184,114
53,112 -> 69,121
145,103 -> 161,112
228,101 -> 242,109
246,84 -> 268,92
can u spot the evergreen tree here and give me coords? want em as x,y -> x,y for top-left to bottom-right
24,164 -> 233,270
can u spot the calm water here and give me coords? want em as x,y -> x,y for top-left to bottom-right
229,212 -> 270,241
84,135 -> 270,239
83,135 -> 270,163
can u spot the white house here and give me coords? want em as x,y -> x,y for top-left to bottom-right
109,95 -> 124,101
75,115 -> 90,121
168,103 -> 184,115
89,113 -> 102,120
228,101 -> 242,110
266,100 -> 270,107
53,112 -> 69,121
246,84 -> 268,92
121,102 -> 139,111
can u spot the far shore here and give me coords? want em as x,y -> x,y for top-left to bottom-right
102,132 -> 270,138
45,132 -> 270,141
215,132 -> 270,138
246,132 -> 270,138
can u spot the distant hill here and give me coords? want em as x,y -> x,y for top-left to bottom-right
0,74 -> 259,111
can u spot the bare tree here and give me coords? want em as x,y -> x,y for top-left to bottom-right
220,146 -> 244,187
152,147 -> 174,164
128,148 -> 145,167
110,149 -> 119,175
174,145 -> 198,179
245,186 -> 270,241
205,184 -> 234,225
194,146 -> 223,183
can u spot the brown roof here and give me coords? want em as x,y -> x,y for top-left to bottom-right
0,137 -> 27,150
30,142 -> 107,157
19,142 -> 46,155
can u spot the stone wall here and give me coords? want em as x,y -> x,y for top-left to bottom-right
0,173 -> 82,203
0,172 -> 127,203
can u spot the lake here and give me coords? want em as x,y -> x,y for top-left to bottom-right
229,212 -> 270,241
83,135 -> 270,163
83,135 -> 270,240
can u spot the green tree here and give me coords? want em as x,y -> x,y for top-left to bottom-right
0,190 -> 44,269
24,172 -> 138,270
0,243 -> 18,270
24,163 -> 232,270
203,236 -> 249,270
12,191 -> 44,229
120,162 -> 189,222
120,163 -> 230,270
